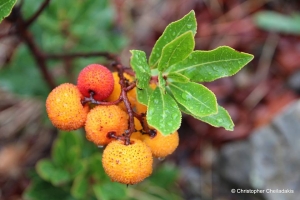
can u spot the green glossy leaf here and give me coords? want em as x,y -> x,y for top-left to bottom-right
36,159 -> 71,186
167,72 -> 190,83
179,103 -> 234,131
169,46 -> 254,82
254,11 -> 300,35
147,87 -> 181,135
93,182 -> 126,200
23,177 -> 73,200
87,154 -> 107,181
158,72 -> 166,93
198,105 -> 234,131
71,175 -> 89,199
158,31 -> 194,72
136,84 -> 154,106
0,0 -> 17,23
169,82 -> 217,117
130,50 -> 151,89
148,163 -> 179,188
52,131 -> 81,167
149,10 -> 197,68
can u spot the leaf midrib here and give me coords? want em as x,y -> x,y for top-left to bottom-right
152,15 -> 194,67
172,57 -> 249,73
169,82 -> 214,111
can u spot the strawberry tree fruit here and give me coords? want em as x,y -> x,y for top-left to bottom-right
77,64 -> 114,101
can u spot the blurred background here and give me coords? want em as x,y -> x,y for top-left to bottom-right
1,0 -> 300,199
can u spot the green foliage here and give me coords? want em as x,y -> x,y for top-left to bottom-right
0,0 -> 17,23
136,84 -> 153,106
130,50 -> 151,89
254,11 -> 300,35
157,31 -> 195,72
149,10 -> 197,68
0,45 -> 50,97
169,46 -> 254,82
131,10 -> 254,135
147,87 -> 181,135
23,131 -> 182,200
1,0 -> 127,98
168,82 -> 217,117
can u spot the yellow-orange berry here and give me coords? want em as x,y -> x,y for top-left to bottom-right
131,117 -> 143,140
142,130 -> 179,158
102,139 -> 153,184
85,105 -> 128,146
135,101 -> 147,114
106,72 -> 136,110
77,64 -> 114,101
46,83 -> 88,130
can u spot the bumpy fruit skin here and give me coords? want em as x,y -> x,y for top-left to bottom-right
46,83 -> 89,130
85,105 -> 128,146
106,72 -> 136,110
142,130 -> 179,158
102,139 -> 153,184
77,64 -> 114,101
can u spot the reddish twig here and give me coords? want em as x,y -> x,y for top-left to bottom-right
17,16 -> 56,89
133,111 -> 156,137
81,91 -> 122,105
125,82 -> 136,92
114,63 -> 136,145
25,0 -> 51,27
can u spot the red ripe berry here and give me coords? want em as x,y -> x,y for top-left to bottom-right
77,64 -> 114,101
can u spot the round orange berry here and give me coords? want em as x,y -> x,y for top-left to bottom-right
130,117 -> 143,140
77,64 -> 114,101
106,72 -> 136,110
142,130 -> 179,158
102,139 -> 153,184
85,105 -> 128,146
46,83 -> 88,130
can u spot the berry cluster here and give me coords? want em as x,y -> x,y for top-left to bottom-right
46,63 -> 179,185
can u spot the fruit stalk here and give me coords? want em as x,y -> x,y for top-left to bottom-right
114,63 -> 136,145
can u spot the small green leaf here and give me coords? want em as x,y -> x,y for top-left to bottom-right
36,159 -> 71,186
169,46 -> 254,82
0,0 -> 17,23
136,84 -> 155,106
93,182 -> 127,200
179,103 -> 234,131
167,72 -> 190,83
23,177 -> 73,200
71,175 -> 89,199
52,131 -> 81,167
198,105 -> 234,131
130,50 -> 151,89
88,154 -> 107,182
148,163 -> 179,188
149,10 -> 197,68
147,87 -> 181,135
169,82 -> 217,117
158,31 -> 195,72
254,11 -> 300,35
